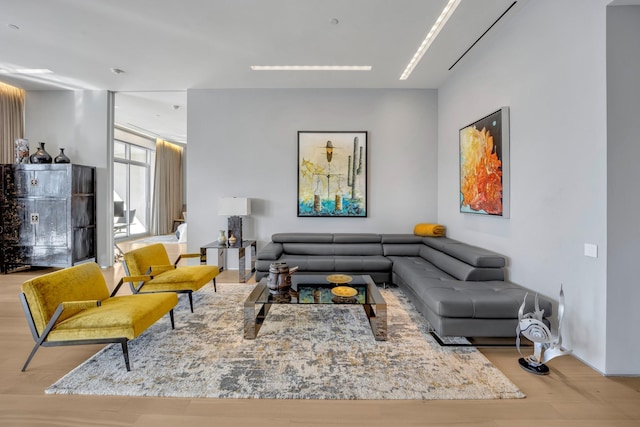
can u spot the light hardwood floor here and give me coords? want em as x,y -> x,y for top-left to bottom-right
1,241 -> 639,426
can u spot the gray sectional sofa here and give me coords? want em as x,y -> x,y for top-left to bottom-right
255,232 -> 552,338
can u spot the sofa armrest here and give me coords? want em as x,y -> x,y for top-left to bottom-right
61,300 -> 102,310
257,242 -> 284,261
112,275 -> 154,296
173,253 -> 200,266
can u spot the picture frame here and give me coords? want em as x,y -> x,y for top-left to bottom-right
298,131 -> 367,217
459,107 -> 510,218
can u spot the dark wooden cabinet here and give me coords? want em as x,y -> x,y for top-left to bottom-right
1,164 -> 96,272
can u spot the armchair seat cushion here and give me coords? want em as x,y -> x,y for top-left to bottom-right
143,266 -> 219,292
47,293 -> 177,341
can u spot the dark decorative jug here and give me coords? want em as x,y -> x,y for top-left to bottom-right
266,262 -> 299,294
54,148 -> 71,164
30,142 -> 52,164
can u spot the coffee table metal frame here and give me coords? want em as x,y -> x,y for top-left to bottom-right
244,274 -> 387,341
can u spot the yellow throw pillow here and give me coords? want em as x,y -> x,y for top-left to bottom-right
414,223 -> 446,237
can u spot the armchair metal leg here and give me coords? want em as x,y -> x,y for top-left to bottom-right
120,340 -> 131,371
213,278 -> 217,292
188,292 -> 194,313
21,343 -> 42,372
169,309 -> 175,329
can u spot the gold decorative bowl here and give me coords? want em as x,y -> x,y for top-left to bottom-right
331,286 -> 358,298
326,274 -> 352,284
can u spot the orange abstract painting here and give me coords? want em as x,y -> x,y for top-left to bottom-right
459,108 -> 509,217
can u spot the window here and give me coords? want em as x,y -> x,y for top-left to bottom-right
114,140 -> 152,239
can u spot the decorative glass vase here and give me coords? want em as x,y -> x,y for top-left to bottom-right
217,229 -> 227,244
54,148 -> 71,163
30,142 -> 52,164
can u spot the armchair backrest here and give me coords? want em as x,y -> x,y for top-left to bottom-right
21,263 -> 110,335
122,243 -> 171,276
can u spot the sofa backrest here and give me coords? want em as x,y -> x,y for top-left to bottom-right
123,243 -> 172,276
21,262 -> 109,335
282,243 -> 383,256
419,245 -> 504,281
273,233 -> 333,243
422,237 -> 506,268
381,234 -> 423,256
274,233 -> 384,256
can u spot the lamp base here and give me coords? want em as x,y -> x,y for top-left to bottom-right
518,357 -> 550,375
227,216 -> 243,245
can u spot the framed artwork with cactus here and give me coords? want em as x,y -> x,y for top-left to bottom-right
459,107 -> 510,218
297,131 -> 367,217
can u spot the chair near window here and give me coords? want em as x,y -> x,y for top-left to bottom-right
122,243 -> 219,313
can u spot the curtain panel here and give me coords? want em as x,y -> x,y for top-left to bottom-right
0,82 -> 25,164
151,139 -> 183,235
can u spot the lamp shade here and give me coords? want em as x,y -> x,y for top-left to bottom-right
218,197 -> 251,216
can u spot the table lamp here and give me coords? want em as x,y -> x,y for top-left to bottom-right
218,197 -> 251,245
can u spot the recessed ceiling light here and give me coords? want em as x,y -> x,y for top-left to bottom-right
8,24 -> 20,30
251,65 -> 371,71
110,68 -> 125,74
399,0 -> 461,80
330,18 -> 339,25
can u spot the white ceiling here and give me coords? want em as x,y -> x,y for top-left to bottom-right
0,0 -> 522,144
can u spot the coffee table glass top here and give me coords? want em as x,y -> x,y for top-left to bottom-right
252,274 -> 377,305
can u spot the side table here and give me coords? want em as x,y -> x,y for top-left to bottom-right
200,240 -> 257,283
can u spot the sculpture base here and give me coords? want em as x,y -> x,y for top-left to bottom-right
518,357 -> 550,375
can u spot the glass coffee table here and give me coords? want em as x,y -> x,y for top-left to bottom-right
244,274 -> 387,341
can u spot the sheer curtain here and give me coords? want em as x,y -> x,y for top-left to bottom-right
151,138 -> 183,235
0,82 -> 25,164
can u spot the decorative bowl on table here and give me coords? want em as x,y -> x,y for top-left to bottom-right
326,274 -> 352,285
330,285 -> 358,304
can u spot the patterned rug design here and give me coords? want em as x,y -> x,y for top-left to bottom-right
46,284 -> 524,400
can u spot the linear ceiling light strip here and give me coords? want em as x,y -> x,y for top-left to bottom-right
251,65 -> 371,71
399,0 -> 461,80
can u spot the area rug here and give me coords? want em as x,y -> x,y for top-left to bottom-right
46,284 -> 524,400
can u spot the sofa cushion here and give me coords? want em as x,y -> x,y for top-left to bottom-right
282,243 -> 335,256
48,293 -> 177,341
255,242 -> 283,260
383,244 -> 422,257
388,256 -> 455,283
334,256 -> 392,272
275,255 -> 391,272
276,255 -> 336,271
282,242 -> 383,256
412,280 -> 553,319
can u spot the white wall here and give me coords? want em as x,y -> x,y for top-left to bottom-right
438,0 -> 613,373
606,5 -> 640,375
25,90 -> 111,267
187,89 -> 438,253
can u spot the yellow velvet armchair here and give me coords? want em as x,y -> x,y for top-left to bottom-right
20,262 -> 178,371
122,243 -> 219,313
